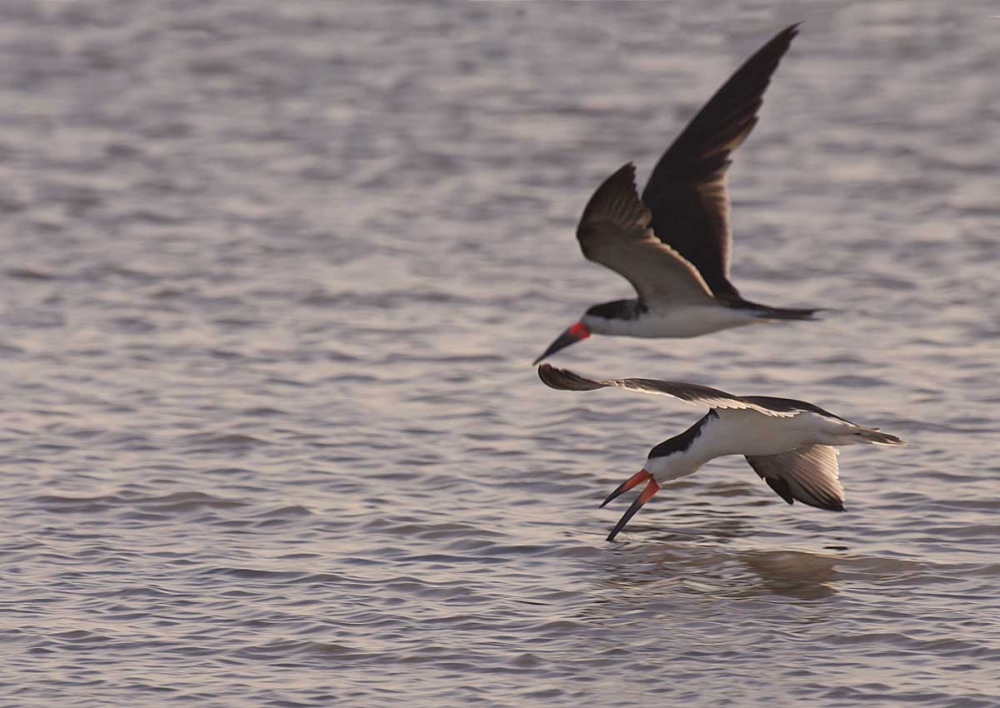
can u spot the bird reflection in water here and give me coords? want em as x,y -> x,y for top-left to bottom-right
589,515 -> 843,603
741,550 -> 840,600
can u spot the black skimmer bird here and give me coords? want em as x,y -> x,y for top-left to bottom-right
537,364 -> 904,541
534,25 -> 817,365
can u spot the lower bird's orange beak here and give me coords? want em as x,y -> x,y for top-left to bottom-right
532,322 -> 590,365
602,469 -> 661,542
600,469 -> 650,507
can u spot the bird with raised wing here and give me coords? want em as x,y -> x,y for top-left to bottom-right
534,24 -> 817,365
537,364 -> 904,541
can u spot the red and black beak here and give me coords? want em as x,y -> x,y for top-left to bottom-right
532,322 -> 591,365
601,469 -> 661,542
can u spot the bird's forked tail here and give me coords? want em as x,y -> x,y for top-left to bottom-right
753,305 -> 820,321
854,427 -> 905,446
725,297 -> 820,321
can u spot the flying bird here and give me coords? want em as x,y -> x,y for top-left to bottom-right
534,24 -> 816,365
537,364 -> 904,542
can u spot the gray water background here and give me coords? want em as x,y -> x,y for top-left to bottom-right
2,1 -> 1000,706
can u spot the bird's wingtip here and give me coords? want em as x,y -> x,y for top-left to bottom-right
777,21 -> 802,39
537,364 -> 604,392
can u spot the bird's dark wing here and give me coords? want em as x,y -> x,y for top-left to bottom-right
745,444 -> 845,511
576,164 -> 715,307
641,24 -> 800,301
537,364 -> 798,417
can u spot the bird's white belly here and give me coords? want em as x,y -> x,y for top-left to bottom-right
645,409 -> 854,483
598,305 -> 759,339
705,410 -> 846,458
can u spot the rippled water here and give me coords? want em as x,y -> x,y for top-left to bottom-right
2,1 -> 1000,706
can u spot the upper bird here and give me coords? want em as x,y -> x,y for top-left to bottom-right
534,24 -> 816,365
538,364 -> 905,541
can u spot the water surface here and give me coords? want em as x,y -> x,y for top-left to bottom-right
2,1 -> 999,706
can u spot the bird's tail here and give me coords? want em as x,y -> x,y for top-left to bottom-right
753,305 -> 820,321
854,427 -> 906,446
724,296 -> 820,321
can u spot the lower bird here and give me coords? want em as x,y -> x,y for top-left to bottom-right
537,364 -> 905,541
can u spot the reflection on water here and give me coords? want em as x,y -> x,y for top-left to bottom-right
593,536 -> 841,603
741,550 -> 840,600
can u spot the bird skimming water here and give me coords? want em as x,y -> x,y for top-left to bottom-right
537,364 -> 905,541
534,25 -> 816,365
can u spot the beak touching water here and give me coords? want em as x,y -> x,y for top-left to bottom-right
532,322 -> 591,365
602,469 -> 661,542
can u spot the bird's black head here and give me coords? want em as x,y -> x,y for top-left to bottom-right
585,299 -> 646,321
